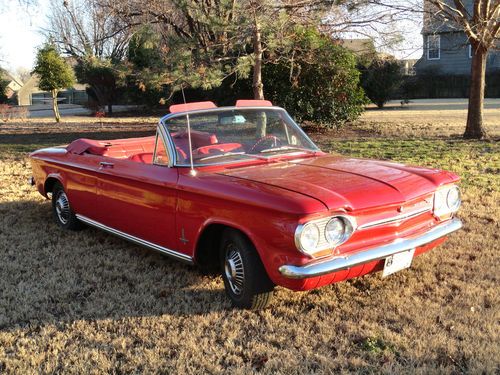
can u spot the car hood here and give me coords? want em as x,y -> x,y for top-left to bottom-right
218,154 -> 456,211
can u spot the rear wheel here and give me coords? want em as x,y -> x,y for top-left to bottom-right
51,182 -> 81,230
220,229 -> 274,309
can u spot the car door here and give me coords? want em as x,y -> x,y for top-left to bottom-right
94,129 -> 180,252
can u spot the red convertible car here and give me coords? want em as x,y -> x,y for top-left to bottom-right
30,100 -> 462,309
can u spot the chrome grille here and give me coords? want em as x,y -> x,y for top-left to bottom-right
358,199 -> 433,230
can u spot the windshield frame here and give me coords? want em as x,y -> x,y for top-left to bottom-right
159,106 -> 321,168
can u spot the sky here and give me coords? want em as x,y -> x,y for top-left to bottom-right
0,0 -> 424,77
0,0 -> 50,73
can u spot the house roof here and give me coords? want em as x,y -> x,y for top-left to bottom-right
17,74 -> 87,97
337,39 -> 377,56
421,0 -> 471,34
1,69 -> 23,87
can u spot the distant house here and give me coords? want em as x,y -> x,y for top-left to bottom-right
337,39 -> 378,64
339,39 -> 377,56
401,59 -> 418,76
16,74 -> 88,106
414,0 -> 500,75
0,70 -> 23,100
5,74 -> 24,99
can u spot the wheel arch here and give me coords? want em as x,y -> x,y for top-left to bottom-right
194,221 -> 260,272
43,174 -> 64,197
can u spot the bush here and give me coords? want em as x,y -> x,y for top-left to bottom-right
401,69 -> 500,99
263,29 -> 367,128
75,57 -> 123,114
361,57 -> 403,108
0,104 -> 11,123
0,79 -> 9,104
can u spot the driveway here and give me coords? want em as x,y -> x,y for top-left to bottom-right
366,98 -> 500,111
26,104 -> 140,118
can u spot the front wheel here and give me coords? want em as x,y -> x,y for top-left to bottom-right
220,229 -> 275,309
51,182 -> 81,230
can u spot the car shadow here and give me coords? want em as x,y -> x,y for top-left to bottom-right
0,199 -> 229,332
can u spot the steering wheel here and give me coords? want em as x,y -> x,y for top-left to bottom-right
249,135 -> 282,153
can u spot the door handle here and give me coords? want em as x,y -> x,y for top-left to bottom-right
99,161 -> 114,168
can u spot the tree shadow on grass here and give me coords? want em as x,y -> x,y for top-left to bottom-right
0,199 -> 228,332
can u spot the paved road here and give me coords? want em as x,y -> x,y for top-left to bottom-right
366,98 -> 500,111
27,104 -> 140,118
17,99 -> 500,118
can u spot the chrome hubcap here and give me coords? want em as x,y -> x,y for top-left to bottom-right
55,191 -> 70,225
224,245 -> 245,295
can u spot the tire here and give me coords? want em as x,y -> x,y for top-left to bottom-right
51,182 -> 81,230
220,229 -> 275,309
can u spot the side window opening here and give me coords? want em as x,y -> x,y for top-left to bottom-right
154,131 -> 170,166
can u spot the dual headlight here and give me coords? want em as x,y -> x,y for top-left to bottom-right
433,185 -> 461,218
295,215 -> 355,257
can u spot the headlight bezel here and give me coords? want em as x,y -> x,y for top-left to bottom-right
295,214 -> 356,257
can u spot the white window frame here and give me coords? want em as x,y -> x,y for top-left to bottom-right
427,35 -> 441,60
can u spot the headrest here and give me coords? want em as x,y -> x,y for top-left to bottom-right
169,101 -> 217,113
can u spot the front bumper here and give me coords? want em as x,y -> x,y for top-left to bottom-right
279,218 -> 463,279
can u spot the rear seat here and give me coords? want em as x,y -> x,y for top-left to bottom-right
67,136 -> 156,159
67,132 -> 219,165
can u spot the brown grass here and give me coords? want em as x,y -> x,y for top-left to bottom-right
0,110 -> 499,373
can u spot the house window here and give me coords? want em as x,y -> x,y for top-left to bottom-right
427,35 -> 440,60
468,44 -> 473,58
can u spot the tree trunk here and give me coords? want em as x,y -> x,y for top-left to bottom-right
252,13 -> 267,138
252,17 -> 264,101
464,46 -> 488,139
108,103 -> 113,115
52,89 -> 61,123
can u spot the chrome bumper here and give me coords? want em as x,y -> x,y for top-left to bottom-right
279,218 -> 463,279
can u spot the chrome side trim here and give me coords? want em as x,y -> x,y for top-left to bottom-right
76,215 -> 194,264
358,206 -> 432,230
279,218 -> 462,279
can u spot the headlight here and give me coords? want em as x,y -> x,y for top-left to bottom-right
434,185 -> 461,218
446,186 -> 461,212
325,216 -> 354,246
296,215 -> 356,257
298,223 -> 320,254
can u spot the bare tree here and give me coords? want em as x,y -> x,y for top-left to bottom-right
46,0 -> 134,62
425,0 -> 499,139
358,0 -> 498,139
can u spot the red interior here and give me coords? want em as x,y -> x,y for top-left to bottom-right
66,132 -> 241,165
194,143 -> 242,156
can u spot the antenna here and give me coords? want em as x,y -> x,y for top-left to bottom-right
181,84 -> 197,176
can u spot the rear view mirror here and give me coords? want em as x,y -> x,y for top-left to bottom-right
219,114 -> 246,125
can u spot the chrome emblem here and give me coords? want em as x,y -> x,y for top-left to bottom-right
180,228 -> 189,244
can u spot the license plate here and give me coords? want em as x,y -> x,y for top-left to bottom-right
382,249 -> 415,277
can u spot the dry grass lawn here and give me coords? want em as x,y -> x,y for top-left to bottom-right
0,109 -> 499,373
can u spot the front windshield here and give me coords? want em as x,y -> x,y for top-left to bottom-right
162,108 -> 319,166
